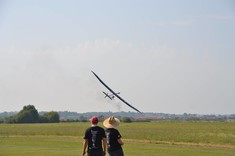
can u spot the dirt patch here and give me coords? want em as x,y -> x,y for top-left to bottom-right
124,138 -> 235,149
2,135 -> 234,149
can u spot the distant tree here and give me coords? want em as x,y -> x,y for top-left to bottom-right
122,117 -> 132,123
0,118 -> 4,123
5,116 -> 16,123
39,115 -> 48,123
4,105 -> 60,124
41,111 -> 59,123
11,105 -> 39,123
79,115 -> 87,122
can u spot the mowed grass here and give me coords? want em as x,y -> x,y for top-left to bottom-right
0,121 -> 235,156
119,121 -> 235,145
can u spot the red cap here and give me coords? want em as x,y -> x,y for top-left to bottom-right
90,116 -> 98,124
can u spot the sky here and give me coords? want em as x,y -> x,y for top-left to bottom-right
0,0 -> 234,114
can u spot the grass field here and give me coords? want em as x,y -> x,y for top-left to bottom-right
0,121 -> 234,156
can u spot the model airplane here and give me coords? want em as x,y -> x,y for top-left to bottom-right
102,91 -> 120,100
91,71 -> 142,114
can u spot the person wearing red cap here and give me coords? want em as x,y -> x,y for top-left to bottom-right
82,116 -> 107,156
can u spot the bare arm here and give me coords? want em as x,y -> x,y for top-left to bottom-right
82,139 -> 88,156
117,138 -> 124,145
102,137 -> 107,155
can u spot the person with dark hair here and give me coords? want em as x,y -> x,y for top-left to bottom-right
103,116 -> 124,156
82,116 -> 107,156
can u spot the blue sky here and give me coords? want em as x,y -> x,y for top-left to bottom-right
0,0 -> 234,114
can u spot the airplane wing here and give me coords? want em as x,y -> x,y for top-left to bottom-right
91,71 -> 142,114
102,91 -> 113,100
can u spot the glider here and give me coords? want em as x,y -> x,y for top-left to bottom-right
102,91 -> 120,100
91,71 -> 142,114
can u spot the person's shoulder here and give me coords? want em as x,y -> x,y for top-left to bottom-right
90,126 -> 104,130
84,127 -> 90,131
110,128 -> 118,131
97,126 -> 105,130
112,128 -> 120,134
106,128 -> 117,132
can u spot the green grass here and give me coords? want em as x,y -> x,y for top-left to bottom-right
119,121 -> 235,145
0,136 -> 79,156
0,121 -> 234,156
125,142 -> 235,156
1,136 -> 234,156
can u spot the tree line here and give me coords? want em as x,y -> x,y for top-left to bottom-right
3,105 -> 59,123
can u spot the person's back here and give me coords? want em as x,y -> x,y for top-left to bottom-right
85,126 -> 105,151
103,116 -> 124,156
105,128 -> 122,152
83,116 -> 106,156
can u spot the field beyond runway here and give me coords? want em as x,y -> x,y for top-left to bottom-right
0,121 -> 234,156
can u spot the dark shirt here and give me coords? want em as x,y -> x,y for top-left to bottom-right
105,128 -> 122,152
83,126 -> 106,152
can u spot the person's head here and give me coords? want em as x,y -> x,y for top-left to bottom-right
89,116 -> 98,125
103,116 -> 120,128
